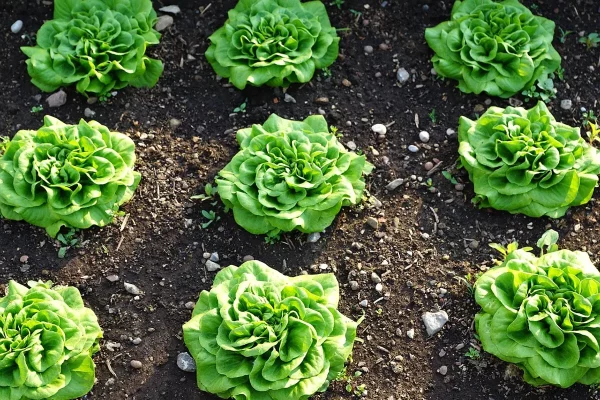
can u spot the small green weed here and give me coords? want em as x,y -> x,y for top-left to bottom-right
580,33 -> 600,49
428,108 -> 438,125
56,228 -> 79,258
201,210 -> 220,229
233,98 -> 248,113
442,170 -> 459,185
31,105 -> 43,113
558,28 -> 573,43
465,347 -> 481,360
330,0 -> 344,9
522,78 -> 556,102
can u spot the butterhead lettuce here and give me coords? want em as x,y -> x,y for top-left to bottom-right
458,102 -> 600,218
21,0 -> 163,97
0,116 -> 141,237
0,280 -> 102,399
206,0 -> 340,89
216,114 -> 373,236
475,232 -> 600,388
183,260 -> 358,400
425,0 -> 561,98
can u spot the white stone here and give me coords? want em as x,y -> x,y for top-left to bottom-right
11,20 -> 23,34
371,124 -> 387,135
159,5 -> 181,14
155,15 -> 174,32
422,310 -> 449,336
408,145 -> 419,153
124,282 -> 142,295
396,68 -> 410,83
307,232 -> 321,243
560,99 -> 573,110
419,131 -> 430,143
386,178 -> 404,190
205,260 -> 220,272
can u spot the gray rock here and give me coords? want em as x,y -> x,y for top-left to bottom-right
132,337 -> 142,345
560,99 -> 573,110
170,118 -> 182,129
243,255 -> 254,262
205,260 -> 220,272
46,90 -> 67,108
422,310 -> 449,336
397,68 -> 410,83
349,281 -> 360,290
124,282 -> 142,295
307,232 -> 321,243
366,217 -> 379,229
346,141 -> 357,151
177,352 -> 197,372
438,365 -> 448,375
371,272 -> 381,284
155,15 -> 174,31
84,108 -> 95,118
364,45 -> 374,54
386,178 -> 404,190
11,20 -> 23,33
446,128 -> 456,137
209,252 -> 219,262
408,145 -> 419,153
185,301 -> 195,309
159,5 -> 181,14
130,360 -> 143,369
359,299 -> 368,307
106,274 -> 119,282
468,240 -> 479,249
371,124 -> 387,135
284,93 -> 296,103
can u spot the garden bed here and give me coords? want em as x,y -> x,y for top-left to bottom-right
1,0 -> 599,399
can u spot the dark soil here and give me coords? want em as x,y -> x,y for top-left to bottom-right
1,0 -> 600,399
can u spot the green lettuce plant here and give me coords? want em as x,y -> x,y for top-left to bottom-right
21,0 -> 163,97
0,116 -> 141,237
425,0 -> 561,98
0,280 -> 102,399
216,114 -> 373,236
206,0 -> 340,89
475,230 -> 600,388
183,260 -> 358,400
458,101 -> 600,218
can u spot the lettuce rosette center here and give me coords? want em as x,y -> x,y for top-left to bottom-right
21,0 -> 163,96
425,0 -> 561,98
0,116 -> 141,237
0,281 -> 102,399
216,114 -> 373,236
458,101 -> 600,218
206,0 -> 340,89
475,234 -> 600,388
183,261 -> 357,400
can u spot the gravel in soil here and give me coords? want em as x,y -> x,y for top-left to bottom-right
1,0 -> 600,399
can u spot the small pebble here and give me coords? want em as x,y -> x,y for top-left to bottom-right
386,178 -> 404,190
379,43 -> 390,51
446,128 -> 456,137
438,366 -> 448,375
130,360 -> 143,369
205,260 -> 220,272
419,131 -> 430,143
424,162 -> 434,171
84,108 -> 95,118
11,20 -> 23,33
170,118 -> 182,129
209,252 -> 219,262
364,45 -> 374,54
342,78 -> 352,87
372,124 -> 387,135
132,337 -> 142,345
371,272 -> 381,284
346,141 -> 357,151
407,329 -> 415,339
359,300 -> 368,307
243,255 -> 254,262
284,93 -> 296,103
366,217 -> 379,229
408,145 -> 419,153
350,281 -> 360,290
106,275 -> 119,282
155,15 -> 174,31
560,99 -> 573,110
185,301 -> 195,309
397,68 -> 410,83
124,282 -> 142,295
46,90 -> 67,108
375,283 -> 383,292
307,232 -> 321,243
455,183 -> 465,191
159,5 -> 181,13
177,352 -> 197,372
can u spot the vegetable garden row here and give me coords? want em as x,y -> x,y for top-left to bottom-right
1,0 -> 600,399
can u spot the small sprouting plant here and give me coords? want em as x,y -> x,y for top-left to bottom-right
559,28 -> 573,43
56,228 -> 79,258
330,0 -> 345,9
233,98 -> 248,113
99,92 -> 113,103
330,125 -> 342,138
586,121 -> 600,145
582,109 -> 598,127
337,369 -> 364,396
555,66 -> 565,80
442,170 -> 459,185
200,209 -> 219,229
191,183 -> 218,202
579,33 -> 600,49
349,9 -> 362,17
429,108 -> 438,124
465,347 -> 481,360
522,77 -> 556,102
321,66 -> 333,78
30,105 -> 43,113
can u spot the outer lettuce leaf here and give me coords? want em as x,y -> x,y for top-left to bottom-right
425,0 -> 561,98
183,260 -> 358,400
0,281 -> 102,399
206,0 -> 340,89
458,101 -> 600,218
0,116 -> 141,237
216,114 -> 373,236
21,0 -> 163,96
475,237 -> 600,388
